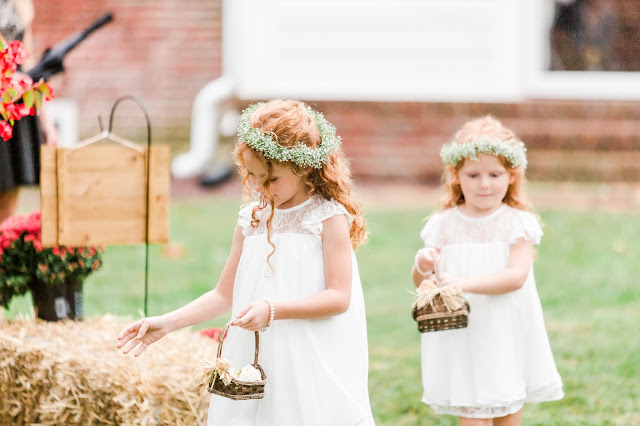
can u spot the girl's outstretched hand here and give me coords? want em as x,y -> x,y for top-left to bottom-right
117,316 -> 170,357
233,300 -> 270,332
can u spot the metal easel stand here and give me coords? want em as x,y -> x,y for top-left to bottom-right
105,95 -> 153,316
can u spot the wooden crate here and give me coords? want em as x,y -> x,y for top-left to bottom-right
40,144 -> 169,247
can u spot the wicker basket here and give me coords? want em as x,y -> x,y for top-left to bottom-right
206,320 -> 267,400
412,293 -> 470,332
411,259 -> 470,333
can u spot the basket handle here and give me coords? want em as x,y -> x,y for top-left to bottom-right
433,255 -> 442,287
216,319 -> 260,367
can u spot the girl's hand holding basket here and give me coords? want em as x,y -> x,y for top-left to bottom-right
202,319 -> 267,400
414,247 -> 439,277
411,256 -> 470,333
233,299 -> 274,332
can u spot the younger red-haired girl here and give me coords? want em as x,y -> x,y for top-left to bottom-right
412,116 -> 563,426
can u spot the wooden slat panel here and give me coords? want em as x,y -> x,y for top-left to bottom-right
61,171 -> 148,198
147,146 -> 170,244
57,219 -> 147,246
62,145 -> 145,172
41,145 -> 169,246
39,145 -> 58,247
56,149 -> 69,244
62,198 -> 147,220
59,146 -> 145,246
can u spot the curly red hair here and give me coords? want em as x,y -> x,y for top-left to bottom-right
234,100 -> 367,266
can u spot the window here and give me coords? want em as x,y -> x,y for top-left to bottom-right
549,0 -> 640,72
525,0 -> 640,100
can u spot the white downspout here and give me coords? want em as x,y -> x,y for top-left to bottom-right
170,75 -> 234,179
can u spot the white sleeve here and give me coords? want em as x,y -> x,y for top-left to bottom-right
419,212 -> 444,248
508,210 -> 543,245
301,199 -> 353,235
237,203 -> 257,237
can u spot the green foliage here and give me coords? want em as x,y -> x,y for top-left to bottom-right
3,199 -> 639,424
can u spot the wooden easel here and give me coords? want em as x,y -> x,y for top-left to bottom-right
40,96 -> 169,314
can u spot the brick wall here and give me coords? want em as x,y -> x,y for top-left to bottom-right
31,0 -> 222,144
295,100 -> 640,182
31,1 -> 640,182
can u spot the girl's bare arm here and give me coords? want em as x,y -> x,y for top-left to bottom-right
117,225 -> 244,355
440,239 -> 534,295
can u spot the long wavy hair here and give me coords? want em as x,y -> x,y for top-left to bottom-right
441,116 -> 531,211
234,100 -> 367,267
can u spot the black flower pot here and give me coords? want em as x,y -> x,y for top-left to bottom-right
30,280 -> 68,321
65,279 -> 84,320
29,279 -> 84,321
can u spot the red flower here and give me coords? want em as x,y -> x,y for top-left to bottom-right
1,37 -> 53,142
199,328 -> 223,341
0,120 -> 12,141
0,210 -> 104,308
15,74 -> 32,91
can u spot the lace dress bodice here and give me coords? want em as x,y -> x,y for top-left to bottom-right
421,204 -> 542,248
238,195 -> 353,238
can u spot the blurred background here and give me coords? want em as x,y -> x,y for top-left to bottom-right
7,0 -> 639,424
31,0 -> 640,186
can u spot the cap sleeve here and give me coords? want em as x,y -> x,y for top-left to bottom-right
237,203 -> 257,237
419,212 -> 444,248
301,199 -> 354,235
509,210 -> 543,245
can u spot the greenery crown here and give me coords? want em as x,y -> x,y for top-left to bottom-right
440,137 -> 528,169
237,102 -> 341,169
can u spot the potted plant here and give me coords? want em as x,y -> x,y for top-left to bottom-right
1,36 -> 54,140
0,211 -> 104,321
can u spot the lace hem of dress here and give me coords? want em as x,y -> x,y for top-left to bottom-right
429,400 -> 525,419
425,382 -> 564,419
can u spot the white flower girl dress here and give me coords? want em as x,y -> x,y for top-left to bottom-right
207,195 -> 374,426
419,205 -> 563,418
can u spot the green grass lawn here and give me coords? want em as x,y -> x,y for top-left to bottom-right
4,197 -> 640,425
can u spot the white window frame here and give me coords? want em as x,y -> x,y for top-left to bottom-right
523,0 -> 640,101
224,0 -> 524,103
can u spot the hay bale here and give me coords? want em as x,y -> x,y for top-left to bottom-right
0,315 -> 218,425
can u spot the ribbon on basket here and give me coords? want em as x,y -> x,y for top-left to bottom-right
412,280 -> 466,312
412,253 -> 467,312
200,358 -> 233,386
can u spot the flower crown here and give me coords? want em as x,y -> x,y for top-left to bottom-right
237,102 -> 341,169
440,137 -> 528,169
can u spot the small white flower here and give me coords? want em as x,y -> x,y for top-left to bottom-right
235,364 -> 262,382
237,102 -> 341,169
440,138 -> 528,169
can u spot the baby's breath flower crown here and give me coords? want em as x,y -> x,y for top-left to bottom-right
440,137 -> 528,169
237,102 -> 341,169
